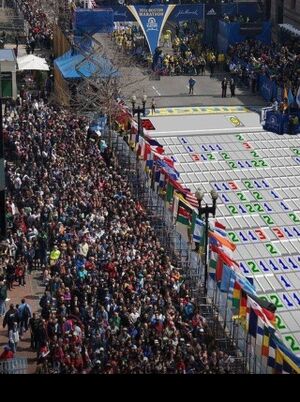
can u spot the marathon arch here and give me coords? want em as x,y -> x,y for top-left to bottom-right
127,5 -> 176,55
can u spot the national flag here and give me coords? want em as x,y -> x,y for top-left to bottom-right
220,264 -> 234,292
151,145 -> 165,156
235,272 -> 257,296
157,159 -> 180,181
163,156 -> 175,168
168,176 -> 190,196
274,338 -> 300,374
217,248 -> 239,269
239,290 -> 248,320
142,143 -> 152,161
231,280 -> 242,314
296,85 -> 300,109
144,136 -> 162,147
215,220 -> 226,231
261,324 -> 271,358
267,334 -> 277,373
172,195 -> 180,223
208,244 -> 218,274
288,88 -> 295,106
247,294 -> 276,327
166,181 -> 174,203
208,230 -> 236,252
176,200 -> 193,226
184,191 -> 199,209
159,171 -> 165,193
192,217 -> 205,246
274,348 -> 284,374
255,316 -> 265,357
248,307 -> 258,338
216,253 -> 223,282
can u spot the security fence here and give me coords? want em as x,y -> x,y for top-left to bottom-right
0,358 -> 28,374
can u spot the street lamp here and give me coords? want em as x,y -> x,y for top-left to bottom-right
131,94 -> 147,144
195,188 -> 219,296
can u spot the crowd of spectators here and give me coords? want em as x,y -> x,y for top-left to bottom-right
16,0 -> 53,50
0,86 -> 236,374
0,0 -> 239,375
227,39 -> 300,95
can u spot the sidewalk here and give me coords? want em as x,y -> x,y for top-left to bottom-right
0,270 -> 44,374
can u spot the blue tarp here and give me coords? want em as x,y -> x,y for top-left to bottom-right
74,9 -> 114,35
54,50 -> 118,80
218,20 -> 271,53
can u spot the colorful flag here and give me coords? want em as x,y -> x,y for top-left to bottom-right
184,191 -> 199,208
220,264 -> 234,292
239,290 -> 248,320
248,307 -> 258,338
216,253 -> 223,282
208,230 -> 236,252
166,181 -> 174,203
215,220 -> 226,231
172,194 -> 180,223
255,316 -> 265,357
274,337 -> 300,374
209,244 -> 218,274
231,280 -> 242,314
176,200 -> 193,226
267,334 -> 277,373
192,217 -> 205,245
247,294 -> 276,327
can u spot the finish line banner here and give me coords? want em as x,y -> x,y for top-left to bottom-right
127,5 -> 176,54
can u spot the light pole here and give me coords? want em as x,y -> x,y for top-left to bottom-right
131,94 -> 147,145
131,95 -> 147,196
195,188 -> 219,296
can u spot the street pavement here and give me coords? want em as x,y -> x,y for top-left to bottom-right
95,33 -> 267,110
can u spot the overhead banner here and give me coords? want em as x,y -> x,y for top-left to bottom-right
127,4 -> 176,54
169,4 -> 205,22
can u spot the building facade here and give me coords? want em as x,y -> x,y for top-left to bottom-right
267,0 -> 300,30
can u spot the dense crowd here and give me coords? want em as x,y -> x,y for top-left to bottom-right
17,0 -> 53,50
227,39 -> 300,94
0,89 -> 236,373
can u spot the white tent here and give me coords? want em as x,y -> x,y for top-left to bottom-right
17,55 -> 49,71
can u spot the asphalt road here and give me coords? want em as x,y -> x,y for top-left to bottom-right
96,33 -> 267,110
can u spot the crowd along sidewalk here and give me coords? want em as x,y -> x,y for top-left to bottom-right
0,271 -> 44,374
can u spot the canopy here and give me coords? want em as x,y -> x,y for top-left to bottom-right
17,55 -> 49,71
54,50 -> 119,80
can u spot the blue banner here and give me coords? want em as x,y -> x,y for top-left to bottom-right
263,111 -> 282,134
259,75 -> 277,102
169,4 -> 204,22
127,5 -> 176,54
112,5 -> 135,22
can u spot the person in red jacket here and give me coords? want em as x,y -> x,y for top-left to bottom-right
0,345 -> 14,360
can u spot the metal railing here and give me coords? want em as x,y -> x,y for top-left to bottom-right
0,358 -> 28,374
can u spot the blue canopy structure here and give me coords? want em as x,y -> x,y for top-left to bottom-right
54,50 -> 119,80
74,9 -> 114,36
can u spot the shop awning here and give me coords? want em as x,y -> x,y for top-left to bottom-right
17,55 -> 50,71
